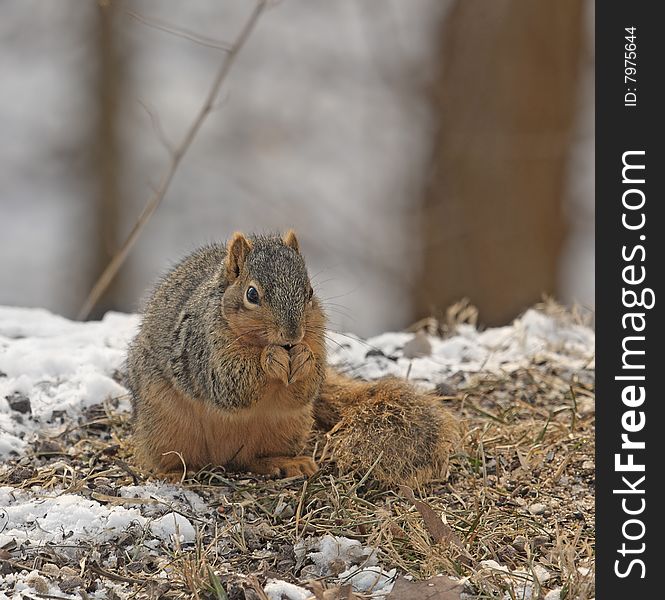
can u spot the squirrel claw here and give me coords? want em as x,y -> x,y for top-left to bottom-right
261,345 -> 290,385
288,343 -> 314,385
277,455 -> 318,478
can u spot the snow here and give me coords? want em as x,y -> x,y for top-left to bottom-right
0,483 -> 205,553
0,486 -> 145,548
479,559 -> 552,600
305,534 -> 379,574
264,579 -> 313,600
327,308 -> 594,386
149,512 -> 196,545
0,571 -> 80,600
338,565 -> 397,595
0,307 -> 138,456
0,483 -> 202,596
292,535 -> 396,597
119,481 -> 209,515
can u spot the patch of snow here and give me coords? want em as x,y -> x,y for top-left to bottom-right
0,486 -> 146,548
0,484 -> 200,554
338,565 -> 397,595
149,511 -> 196,545
328,308 -> 594,387
293,535 -> 395,597
0,569 -> 81,600
305,534 -> 378,575
479,560 -> 511,575
0,307 -> 138,457
119,481 -> 208,515
264,579 -> 313,600
479,559 -> 552,600
530,564 -> 551,583
528,503 -> 547,515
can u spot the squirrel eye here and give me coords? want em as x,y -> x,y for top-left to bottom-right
246,286 -> 260,305
308,287 -> 314,301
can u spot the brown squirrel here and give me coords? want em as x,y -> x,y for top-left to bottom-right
126,231 -> 459,486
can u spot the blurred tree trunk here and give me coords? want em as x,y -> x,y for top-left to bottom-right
416,0 -> 585,326
87,0 -> 125,319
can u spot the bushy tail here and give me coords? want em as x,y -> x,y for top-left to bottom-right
313,370 -> 461,487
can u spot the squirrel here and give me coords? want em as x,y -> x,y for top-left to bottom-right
126,231 -> 459,487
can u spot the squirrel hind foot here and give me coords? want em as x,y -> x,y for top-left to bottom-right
328,379 -> 461,488
244,455 -> 318,478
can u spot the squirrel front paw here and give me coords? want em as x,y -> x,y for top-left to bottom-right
261,345 -> 290,385
288,342 -> 314,385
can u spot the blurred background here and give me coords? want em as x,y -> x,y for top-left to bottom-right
0,0 -> 594,337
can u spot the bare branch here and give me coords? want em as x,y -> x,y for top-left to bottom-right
77,1 -> 268,320
125,10 -> 233,52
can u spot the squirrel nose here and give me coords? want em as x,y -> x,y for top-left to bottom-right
279,327 -> 304,346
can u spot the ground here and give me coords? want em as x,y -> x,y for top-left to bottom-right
0,303 -> 594,599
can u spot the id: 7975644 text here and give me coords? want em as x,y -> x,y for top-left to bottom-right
625,27 -> 637,107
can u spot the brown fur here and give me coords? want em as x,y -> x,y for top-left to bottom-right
225,232 -> 253,281
127,231 -> 460,486
130,319 -> 326,477
282,229 -> 300,253
314,371 -> 461,487
133,376 -> 315,476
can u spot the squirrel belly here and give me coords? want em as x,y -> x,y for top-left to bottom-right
126,231 -> 460,486
129,371 -> 317,477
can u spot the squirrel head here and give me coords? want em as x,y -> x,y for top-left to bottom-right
221,231 -> 324,346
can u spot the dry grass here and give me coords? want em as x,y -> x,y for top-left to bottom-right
0,335 -> 594,599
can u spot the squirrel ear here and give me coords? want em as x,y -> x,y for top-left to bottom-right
283,229 -> 300,254
226,232 -> 252,281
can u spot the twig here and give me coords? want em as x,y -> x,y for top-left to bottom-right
78,1 -> 267,320
89,563 -> 148,585
125,10 -> 234,51
138,99 -> 175,155
293,478 -> 309,539
162,450 -> 188,484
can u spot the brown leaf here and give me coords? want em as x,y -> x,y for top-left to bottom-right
322,585 -> 359,600
516,449 -> 530,470
399,486 -> 457,546
387,575 -> 464,600
399,486 -> 474,566
307,581 -> 361,599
